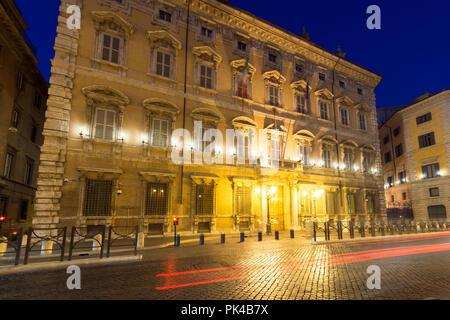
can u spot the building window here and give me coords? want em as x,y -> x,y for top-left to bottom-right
19,200 -> 28,221
320,102 -> 329,120
33,93 -> 42,110
155,51 -> 172,78
362,152 -> 371,173
383,136 -> 389,145
402,192 -> 407,201
235,186 -> 251,216
295,63 -> 303,73
297,143 -> 309,165
3,150 -> 15,178
295,94 -> 307,114
94,108 -> 116,141
268,85 -> 280,106
200,65 -> 213,89
340,108 -> 349,125
366,194 -> 375,214
346,193 -> 356,214
391,195 -> 395,203
322,145 -> 331,169
395,144 -> 403,157
418,132 -> 436,148
237,41 -> 247,52
16,72 -> 24,91
343,149 -> 353,171
268,53 -> 277,63
393,127 -> 400,136
422,163 -> 440,179
429,187 -> 439,197
201,27 -> 213,38
384,151 -> 392,163
319,73 -> 325,81
416,112 -> 432,125
0,197 -> 8,218
83,179 -> 113,216
398,171 -> 406,184
159,10 -> 172,22
24,158 -> 34,185
30,124 -> 38,143
145,183 -> 168,215
358,113 -> 367,130
387,176 -> 394,188
357,88 -> 363,95
101,34 -> 121,64
196,184 -> 214,215
339,81 -> 345,88
11,109 -> 20,128
152,119 -> 169,147
326,192 -> 336,216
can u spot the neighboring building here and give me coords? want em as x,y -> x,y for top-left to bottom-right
34,0 -> 384,235
0,0 -> 48,232
379,90 -> 450,223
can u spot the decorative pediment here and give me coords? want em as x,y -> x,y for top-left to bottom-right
191,108 -> 222,124
293,130 -> 315,142
290,80 -> 311,92
190,172 -> 219,185
336,96 -> 354,106
355,103 -> 371,112
82,85 -> 130,109
142,98 -> 179,119
91,11 -> 134,36
146,30 -> 182,51
140,170 -> 176,183
232,116 -> 257,129
192,46 -> 222,65
360,144 -> 376,152
230,59 -> 256,75
314,88 -> 334,100
262,70 -> 286,84
319,135 -> 338,144
341,139 -> 359,149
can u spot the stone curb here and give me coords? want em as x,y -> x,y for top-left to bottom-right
0,254 -> 143,275
315,231 -> 450,245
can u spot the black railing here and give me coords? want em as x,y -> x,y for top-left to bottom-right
68,225 -> 106,261
0,228 -> 23,266
106,225 -> 139,258
24,227 -> 67,265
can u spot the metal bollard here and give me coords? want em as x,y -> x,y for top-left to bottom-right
240,232 -> 244,242
313,222 -> 317,242
290,229 -> 294,239
275,230 -> 279,240
199,234 -> 204,245
258,231 -> 262,241
220,233 -> 225,244
174,234 -> 180,247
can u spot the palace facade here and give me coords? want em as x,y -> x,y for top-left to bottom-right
34,0 -> 385,234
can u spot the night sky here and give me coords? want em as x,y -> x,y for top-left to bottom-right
14,0 -> 450,108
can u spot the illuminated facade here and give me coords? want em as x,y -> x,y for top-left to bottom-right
34,0 -> 385,234
379,90 -> 450,223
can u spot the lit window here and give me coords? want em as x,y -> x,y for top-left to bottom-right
152,119 -> 169,147
422,163 -> 440,179
94,108 -> 116,141
322,145 -> 331,168
343,149 -> 353,171
145,183 -> 168,215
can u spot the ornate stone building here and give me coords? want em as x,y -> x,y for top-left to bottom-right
0,0 -> 48,232
379,90 -> 449,223
34,0 -> 385,235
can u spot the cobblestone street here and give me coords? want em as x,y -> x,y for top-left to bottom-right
1,233 -> 450,300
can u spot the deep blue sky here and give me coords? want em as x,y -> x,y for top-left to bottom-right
15,0 -> 450,108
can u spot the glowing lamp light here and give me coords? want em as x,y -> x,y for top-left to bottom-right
354,165 -> 360,171
302,191 -> 308,196
0,216 -> 6,222
79,127 -> 89,138
313,189 -> 324,198
268,186 -> 277,196
255,187 -> 261,194
141,134 -> 149,144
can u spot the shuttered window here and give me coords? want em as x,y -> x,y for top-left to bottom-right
152,119 -> 169,147
236,186 -> 251,216
156,51 -> 171,78
145,183 -> 168,216
83,179 -> 113,216
200,65 -> 213,89
102,34 -> 121,64
196,184 -> 214,215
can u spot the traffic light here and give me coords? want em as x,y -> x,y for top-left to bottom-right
173,217 -> 179,226
0,216 -> 6,223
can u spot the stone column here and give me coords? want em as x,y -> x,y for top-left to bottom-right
290,183 -> 299,229
33,0 -> 82,245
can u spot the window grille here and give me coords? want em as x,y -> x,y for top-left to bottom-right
236,186 -> 251,216
83,179 -> 113,216
196,184 -> 214,215
145,183 -> 168,216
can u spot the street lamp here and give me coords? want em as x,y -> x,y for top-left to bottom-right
266,186 -> 277,235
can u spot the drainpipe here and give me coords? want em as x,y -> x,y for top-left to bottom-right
179,0 -> 191,204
